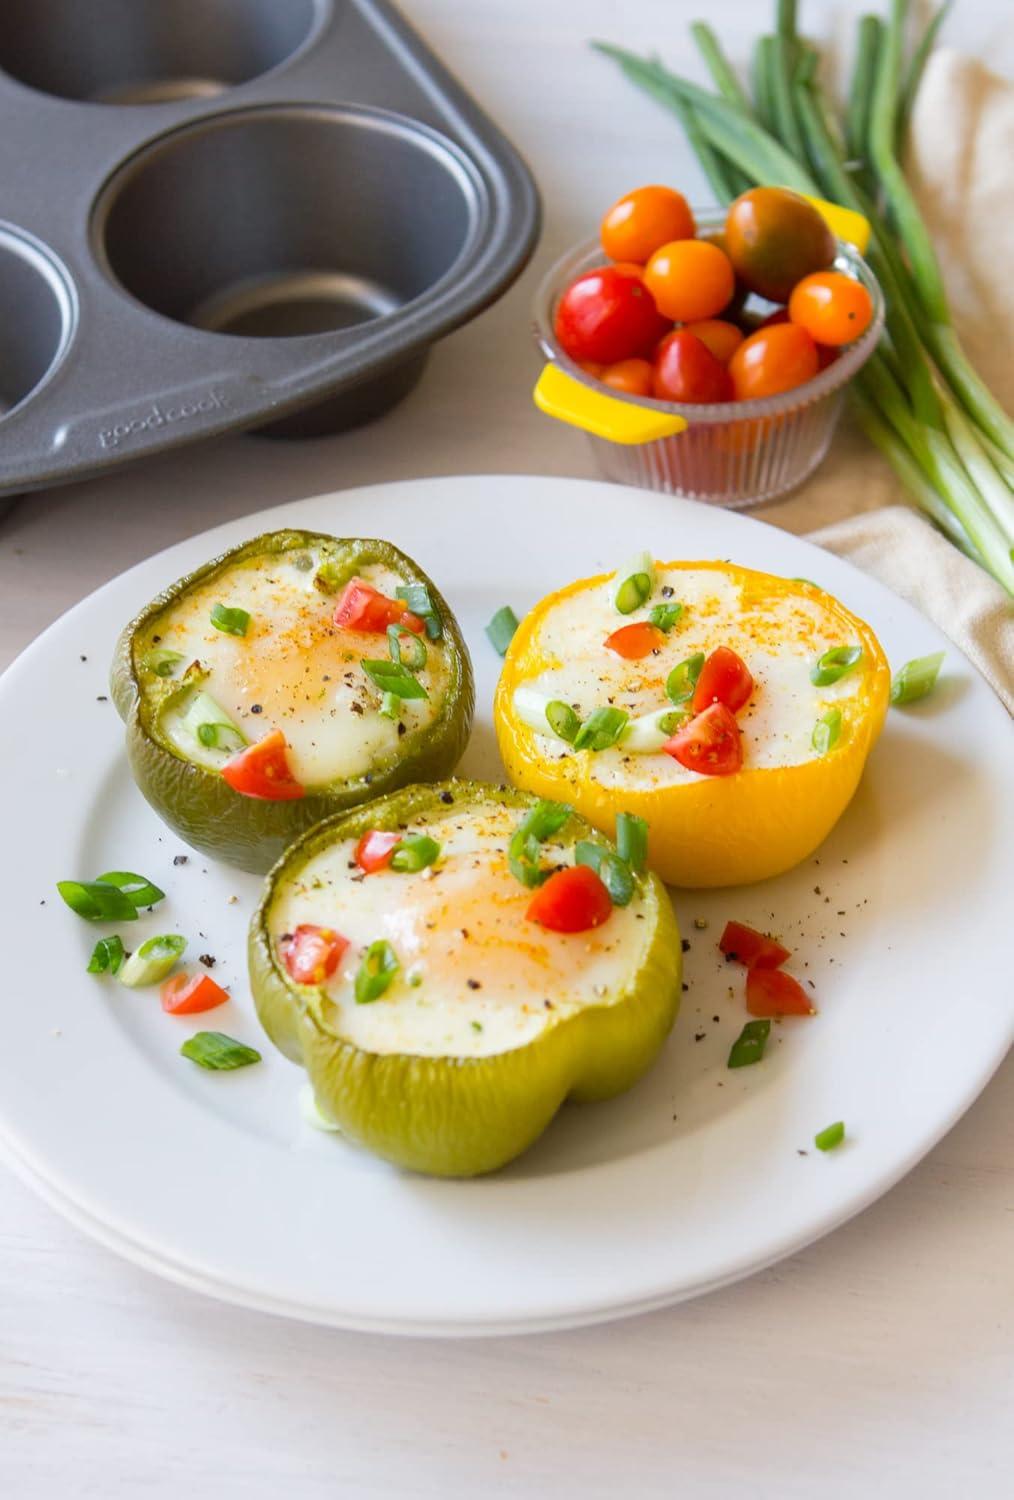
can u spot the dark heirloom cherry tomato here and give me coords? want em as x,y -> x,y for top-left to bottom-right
554,266 -> 670,365
719,920 -> 791,970
692,646 -> 754,715
663,702 -> 743,776
221,730 -> 305,801
746,966 -> 815,1016
603,621 -> 665,659
725,187 -> 836,303
729,324 -> 819,401
279,924 -> 349,985
334,578 -> 424,634
527,864 -> 613,933
789,271 -> 874,346
653,330 -> 734,405
355,830 -> 401,873
601,185 -> 696,264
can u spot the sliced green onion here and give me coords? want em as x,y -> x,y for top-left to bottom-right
361,659 -> 429,700
649,602 -> 684,632
390,835 -> 441,873
727,1019 -> 771,1069
546,700 -> 581,743
812,707 -> 842,756
574,840 -> 635,907
143,648 -> 185,678
814,1120 -> 846,1152
210,603 -> 251,637
94,871 -> 166,910
180,1032 -> 261,1070
396,583 -> 443,640
387,623 -> 427,671
611,551 -> 655,614
810,645 -> 862,686
118,933 -> 187,988
573,706 -> 629,752
181,690 -> 246,754
380,691 -> 401,720
355,939 -> 400,1004
890,651 -> 945,705
485,605 -> 520,655
87,934 -> 126,974
659,708 -> 689,734
508,800 -> 572,887
666,653 -> 705,704
58,880 -> 139,922
615,812 -> 648,873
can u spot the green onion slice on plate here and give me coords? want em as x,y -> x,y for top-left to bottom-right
118,934 -> 187,988
890,651 -> 945,705
485,605 -> 520,655
87,934 -> 126,974
94,871 -> 166,910
814,1120 -> 846,1152
727,1019 -> 771,1069
58,880 -> 139,922
181,1032 -> 261,1070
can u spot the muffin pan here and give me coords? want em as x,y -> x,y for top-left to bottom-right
0,0 -> 540,493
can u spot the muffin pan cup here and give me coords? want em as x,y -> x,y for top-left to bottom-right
0,0 -> 540,494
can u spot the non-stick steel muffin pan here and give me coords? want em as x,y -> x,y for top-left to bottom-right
0,0 -> 540,494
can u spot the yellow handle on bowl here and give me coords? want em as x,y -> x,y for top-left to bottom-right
801,193 -> 871,254
533,364 -> 688,446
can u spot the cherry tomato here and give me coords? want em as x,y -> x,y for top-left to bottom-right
600,185 -> 695,264
745,966 -> 815,1017
603,621 -> 665,659
653,330 -> 734,405
578,360 -> 605,378
719,920 -> 790,970
728,324 -> 819,401
691,646 -> 754,715
221,730 -> 305,801
600,358 -> 655,396
663,702 -> 743,776
334,578 -> 424,634
789,271 -> 874,346
725,187 -> 835,302
817,345 -> 839,371
683,319 -> 743,364
355,830 -> 401,873
161,972 -> 230,1015
526,864 -> 613,934
610,261 -> 646,281
554,266 -> 670,365
644,239 -> 735,322
279,924 -> 349,985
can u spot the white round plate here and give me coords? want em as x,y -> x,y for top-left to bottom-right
1,476 -> 1010,1336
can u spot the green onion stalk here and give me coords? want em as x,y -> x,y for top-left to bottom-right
593,0 -> 1014,595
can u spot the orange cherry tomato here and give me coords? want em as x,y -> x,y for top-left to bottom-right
653,330 -> 734,404
728,324 -> 819,401
719,920 -> 791,970
600,186 -> 695,264
682,319 -> 743,364
610,261 -> 646,281
526,864 -> 613,934
603,621 -> 665,659
644,239 -> 735,323
745,966 -> 815,1017
662,702 -> 743,776
692,646 -> 754,715
600,357 -> 655,396
578,360 -> 605,378
789,271 -> 874,346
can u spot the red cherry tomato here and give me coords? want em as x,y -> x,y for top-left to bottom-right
729,324 -> 819,400
745,966 -> 815,1017
161,972 -> 230,1015
554,266 -> 670,365
279,924 -> 349,985
600,185 -> 696,264
683,318 -> 744,364
526,865 -> 613,934
719,920 -> 791,970
653,330 -> 734,404
334,578 -> 424,634
355,829 -> 401,873
603,621 -> 665,659
788,271 -> 874,346
663,702 -> 743,776
644,239 -> 735,322
221,730 -> 305,801
692,646 -> 754,715
600,357 -> 655,396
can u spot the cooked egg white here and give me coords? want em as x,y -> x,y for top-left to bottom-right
513,565 -> 864,788
141,548 -> 450,786
268,801 -> 652,1059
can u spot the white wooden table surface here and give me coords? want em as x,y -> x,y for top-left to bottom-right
2,3 -> 1012,1494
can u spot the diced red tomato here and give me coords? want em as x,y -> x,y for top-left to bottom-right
161,972 -> 230,1015
221,730 -> 305,801
663,702 -> 743,776
333,578 -> 424,635
526,864 -> 613,934
745,966 -> 815,1017
355,830 -> 401,873
692,646 -> 754,715
603,621 -> 665,660
719,920 -> 790,970
279,924 -> 349,985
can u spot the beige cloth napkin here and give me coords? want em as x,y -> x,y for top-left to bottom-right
754,50 -> 1014,712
